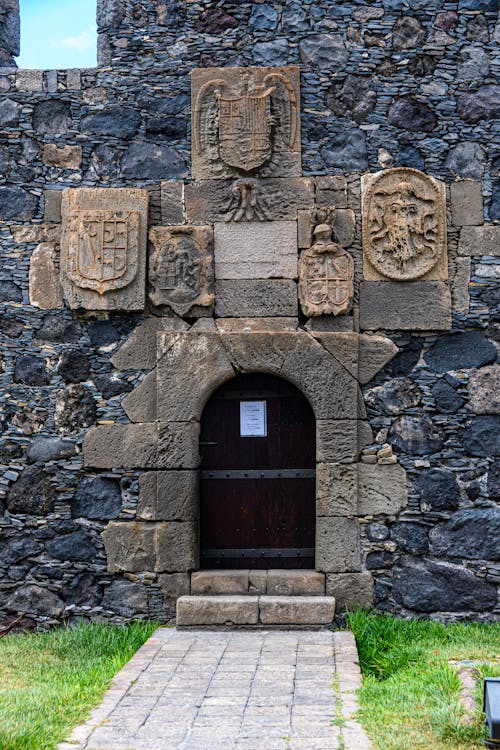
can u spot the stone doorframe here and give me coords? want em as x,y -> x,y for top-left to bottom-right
84,320 -> 408,609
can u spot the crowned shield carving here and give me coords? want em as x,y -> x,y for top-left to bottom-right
362,168 -> 447,281
60,188 -> 148,311
148,226 -> 214,316
299,221 -> 354,317
192,66 -> 301,179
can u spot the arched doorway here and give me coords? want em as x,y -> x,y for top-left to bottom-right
200,373 -> 316,570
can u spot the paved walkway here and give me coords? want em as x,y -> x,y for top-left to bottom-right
60,629 -> 372,750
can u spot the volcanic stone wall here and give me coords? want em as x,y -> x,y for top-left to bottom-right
0,0 -> 498,628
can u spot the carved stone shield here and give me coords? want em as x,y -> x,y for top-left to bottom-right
149,226 -> 214,316
218,89 -> 273,172
66,210 -> 140,295
299,245 -> 354,317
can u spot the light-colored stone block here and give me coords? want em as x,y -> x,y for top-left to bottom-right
122,370 -> 157,422
42,144 -> 82,169
450,181 -> 483,227
249,570 -> 267,593
138,470 -> 199,521
357,462 -> 408,515
317,463 -> 358,516
176,595 -> 259,626
359,281 -> 452,331
316,517 -> 362,573
190,570 -> 250,595
110,317 -> 189,371
60,188 -> 148,311
155,522 -> 198,572
102,521 -> 156,573
266,570 -> 325,596
458,225 -> 500,257
160,180 -> 184,224
214,221 -> 298,279
259,596 -> 335,625
452,257 -> 471,314
158,573 -> 191,608
215,279 -> 298,317
317,420 -> 373,464
11,224 -> 61,244
326,573 -> 374,611
29,243 -> 64,309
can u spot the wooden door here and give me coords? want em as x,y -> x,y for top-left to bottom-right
200,374 -> 316,569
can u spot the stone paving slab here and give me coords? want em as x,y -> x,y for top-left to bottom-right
59,629 -> 372,750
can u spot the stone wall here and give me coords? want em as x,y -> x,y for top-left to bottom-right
0,0 -> 498,629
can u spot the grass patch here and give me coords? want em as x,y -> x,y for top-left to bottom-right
345,610 -> 500,750
0,620 -> 159,750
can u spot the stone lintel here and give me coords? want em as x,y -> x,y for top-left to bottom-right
358,462 -> 408,515
359,281 -> 452,331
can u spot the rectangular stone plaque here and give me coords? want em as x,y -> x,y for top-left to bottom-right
61,188 -> 148,311
191,66 -> 301,180
214,221 -> 298,279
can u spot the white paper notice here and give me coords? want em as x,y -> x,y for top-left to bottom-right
240,401 -> 267,437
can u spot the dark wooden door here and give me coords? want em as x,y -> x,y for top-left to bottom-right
200,374 -> 316,569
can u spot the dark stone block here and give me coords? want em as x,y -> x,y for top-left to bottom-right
390,523 -> 428,554
460,416 -> 500,457
326,75 -> 376,124
392,16 -> 426,49
321,129 -> 368,170
101,579 -> 148,617
393,556 -> 497,612
32,100 -> 72,135
3,535 -> 42,565
432,380 -> 465,414
145,116 -> 186,139
300,34 -> 348,68
489,179 -> 500,221
57,350 -> 90,384
194,8 -> 238,33
93,374 -> 133,399
81,108 -> 141,139
72,476 -> 122,520
0,98 -> 19,127
366,523 -> 389,542
63,573 -> 101,606
397,145 -> 424,171
430,508 -> 500,560
389,415 -> 444,455
445,142 -> 486,180
96,0 -> 125,29
6,584 -> 64,617
6,467 -> 55,515
0,315 -> 23,338
283,3 -> 308,31
27,436 -> 76,464
407,55 -> 438,78
382,337 -> 421,377
424,331 -> 496,373
54,385 -> 97,435
13,354 -> 49,385
365,377 -> 421,416
87,319 -> 120,346
466,14 -> 489,43
121,142 -> 187,180
457,86 -> 500,124
249,3 -> 278,30
34,315 -> 81,343
88,144 -> 122,181
388,97 -> 437,132
46,530 -> 98,562
0,0 -> 20,56
488,460 -> 500,501
0,186 -> 37,221
252,39 -> 289,66
434,11 -> 459,31
366,551 -> 393,569
413,468 -> 460,511
0,280 -> 22,303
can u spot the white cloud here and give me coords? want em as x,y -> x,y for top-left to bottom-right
62,29 -> 94,51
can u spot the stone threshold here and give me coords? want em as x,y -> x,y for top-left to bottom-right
177,594 -> 336,627
191,568 -> 326,596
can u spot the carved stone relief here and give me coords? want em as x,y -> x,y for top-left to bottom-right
362,168 -> 447,281
61,188 -> 148,310
148,225 -> 214,316
191,66 -> 301,180
299,213 -> 354,317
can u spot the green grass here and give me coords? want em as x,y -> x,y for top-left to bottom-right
345,610 -> 500,750
0,620 -> 159,750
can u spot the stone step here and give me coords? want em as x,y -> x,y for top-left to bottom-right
191,569 -> 326,596
176,595 -> 335,628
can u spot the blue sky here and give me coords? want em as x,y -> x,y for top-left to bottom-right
18,0 -> 97,69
